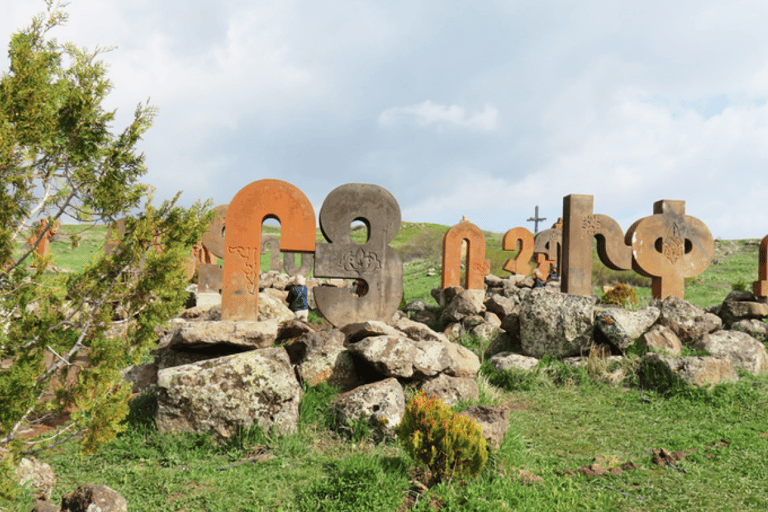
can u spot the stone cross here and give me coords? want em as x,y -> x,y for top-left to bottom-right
527,205 -> 547,234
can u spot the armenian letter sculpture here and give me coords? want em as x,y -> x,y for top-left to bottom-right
442,217 -> 490,290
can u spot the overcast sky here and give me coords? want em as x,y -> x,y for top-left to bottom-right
3,0 -> 768,239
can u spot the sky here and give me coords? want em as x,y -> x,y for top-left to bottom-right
3,0 -> 768,239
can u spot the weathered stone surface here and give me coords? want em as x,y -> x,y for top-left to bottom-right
61,485 -> 127,512
260,270 -> 291,291
442,218 -> 490,289
500,309 -> 521,338
432,286 -> 464,308
595,306 -> 660,351
655,295 -> 722,344
313,184 -> 403,327
642,325 -> 683,355
485,273 -> 505,288
484,312 -> 502,327
458,405 -> 510,449
443,322 -> 463,341
489,352 -> 540,372
462,314 -> 485,330
419,374 -> 479,406
393,316 -> 449,343
560,194 -> 632,296
411,309 -> 438,326
470,321 -> 499,341
16,457 -> 55,501
168,320 -> 279,350
346,335 -> 480,379
519,288 -> 596,358
484,294 -> 518,318
640,353 -> 738,388
285,330 -> 361,390
257,293 -> 295,323
332,378 -> 405,433
341,320 -> 401,343
626,200 -> 713,299
154,347 -> 220,371
719,300 -> 768,326
694,331 -> 768,375
222,179 -> 316,321
729,318 -> 768,342
404,300 -> 428,313
276,319 -> 315,342
121,362 -> 158,394
441,290 -> 486,324
157,348 -> 301,440
483,332 -> 518,360
31,499 -> 59,512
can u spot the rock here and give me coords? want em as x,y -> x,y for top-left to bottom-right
16,457 -> 55,501
440,290 -> 486,324
346,335 -> 480,380
642,325 -> 683,355
411,309 -> 438,326
257,293 -> 295,322
157,348 -> 301,440
285,330 -> 361,390
655,296 -> 722,344
393,316 -> 450,343
167,320 -> 279,350
275,319 -> 315,343
489,352 -> 540,372
577,464 -> 607,477
729,318 -> 768,342
121,362 -> 158,394
470,321 -> 499,341
484,274 -> 504,288
595,306 -> 660,351
31,499 -> 60,512
403,300 -> 428,313
694,331 -> 768,375
719,300 -> 768,327
639,353 -> 738,389
261,287 -> 289,301
60,485 -> 127,512
483,312 -> 502,327
483,332 -> 519,360
499,308 -> 521,338
458,405 -> 510,449
484,295 -> 518,318
332,378 -> 405,434
519,288 -> 596,358
462,314 -> 485,330
341,321 -> 401,343
442,322 -> 464,341
419,374 -> 479,405
431,286 -> 464,308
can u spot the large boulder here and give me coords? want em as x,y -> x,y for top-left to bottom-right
440,290 -> 486,324
519,288 -> 596,358
694,331 -> 768,375
346,335 -> 480,380
156,348 -> 301,440
729,318 -> 768,343
166,320 -> 279,350
332,378 -> 405,434
595,306 -> 659,352
15,457 -> 55,501
718,300 -> 768,327
654,296 -> 721,344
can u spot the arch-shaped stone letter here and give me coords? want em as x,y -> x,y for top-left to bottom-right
626,200 -> 713,299
261,236 -> 283,271
561,194 -> 632,295
222,180 -> 316,321
754,235 -> 768,298
534,226 -> 561,276
313,183 -> 403,327
443,219 -> 490,289
502,227 -> 535,276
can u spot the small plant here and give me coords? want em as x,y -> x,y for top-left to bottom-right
395,391 -> 487,484
601,282 -> 638,307
732,278 -> 748,291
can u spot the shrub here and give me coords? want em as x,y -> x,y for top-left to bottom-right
601,282 -> 638,307
395,391 -> 487,483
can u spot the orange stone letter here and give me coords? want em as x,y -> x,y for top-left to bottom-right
221,180 -> 316,321
442,218 -> 490,289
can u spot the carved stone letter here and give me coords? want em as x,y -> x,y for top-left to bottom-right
261,236 -> 283,271
754,234 -> 768,299
502,227 -> 534,277
443,219 -> 490,289
561,194 -> 632,296
314,183 -> 403,327
222,180 -> 316,321
627,200 -> 713,299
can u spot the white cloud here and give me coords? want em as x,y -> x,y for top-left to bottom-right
378,101 -> 498,132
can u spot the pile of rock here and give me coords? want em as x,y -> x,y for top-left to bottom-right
427,275 -> 768,389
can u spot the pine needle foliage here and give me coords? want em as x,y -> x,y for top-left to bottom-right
395,391 -> 487,483
0,1 -> 212,494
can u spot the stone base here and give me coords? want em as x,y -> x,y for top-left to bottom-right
195,292 -> 221,308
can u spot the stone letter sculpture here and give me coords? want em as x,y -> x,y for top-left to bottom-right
561,194 -> 632,295
443,218 -> 490,288
754,234 -> 768,299
198,204 -> 227,293
534,223 -> 562,276
28,218 -> 61,259
221,180 -> 316,321
626,200 -> 713,299
313,183 -> 403,327
502,227 -> 534,276
261,236 -> 283,271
